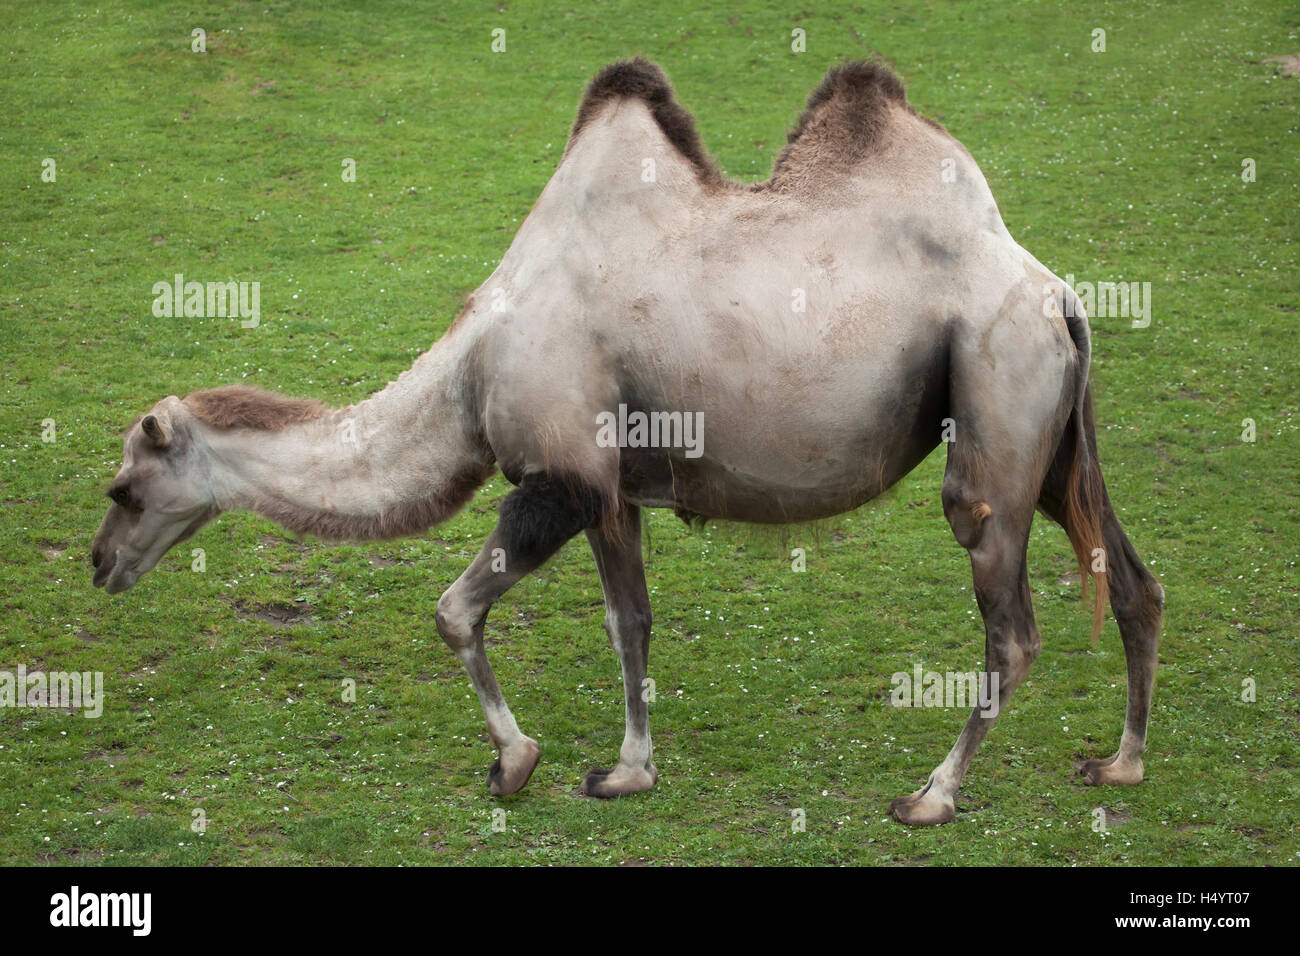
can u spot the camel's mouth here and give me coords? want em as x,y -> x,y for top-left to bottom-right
91,511 -> 213,595
93,550 -> 141,594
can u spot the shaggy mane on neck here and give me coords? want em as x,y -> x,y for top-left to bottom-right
252,462 -> 495,542
184,385 -> 329,430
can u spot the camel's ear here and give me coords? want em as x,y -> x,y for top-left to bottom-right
141,412 -> 173,448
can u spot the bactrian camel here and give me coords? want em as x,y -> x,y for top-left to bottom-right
92,58 -> 1164,825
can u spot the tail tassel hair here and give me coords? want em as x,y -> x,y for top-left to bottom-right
1064,419 -> 1109,644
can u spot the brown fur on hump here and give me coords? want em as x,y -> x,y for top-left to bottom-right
768,60 -> 925,184
184,385 -> 329,430
569,57 -> 726,187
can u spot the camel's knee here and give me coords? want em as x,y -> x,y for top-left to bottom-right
435,588 -> 481,653
983,591 -> 1041,662
979,631 -> 1038,705
1110,567 -> 1165,638
603,603 -> 651,653
1097,517 -> 1162,617
1007,631 -> 1041,670
970,557 -> 1041,668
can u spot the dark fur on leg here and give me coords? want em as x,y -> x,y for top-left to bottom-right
499,473 -> 607,561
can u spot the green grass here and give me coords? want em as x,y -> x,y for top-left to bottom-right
0,0 -> 1296,865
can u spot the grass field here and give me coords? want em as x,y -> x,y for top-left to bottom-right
1,0 -> 1296,865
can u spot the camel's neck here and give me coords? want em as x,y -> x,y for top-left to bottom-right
202,326 -> 493,541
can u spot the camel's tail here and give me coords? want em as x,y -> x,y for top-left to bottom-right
1042,286 -> 1109,642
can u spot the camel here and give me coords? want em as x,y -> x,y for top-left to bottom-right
92,58 -> 1164,825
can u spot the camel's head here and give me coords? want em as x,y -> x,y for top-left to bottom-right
91,395 -> 218,594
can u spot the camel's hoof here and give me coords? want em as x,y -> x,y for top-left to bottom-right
488,737 -> 541,796
889,784 -> 955,826
579,763 -> 658,798
1080,755 -> 1143,786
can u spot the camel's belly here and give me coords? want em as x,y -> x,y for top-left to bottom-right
616,356 -> 947,522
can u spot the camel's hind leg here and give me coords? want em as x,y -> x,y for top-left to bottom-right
891,306 -> 1071,826
1077,509 -> 1162,786
889,486 -> 1042,825
435,474 -> 604,796
580,505 -> 658,797
1038,391 -> 1164,786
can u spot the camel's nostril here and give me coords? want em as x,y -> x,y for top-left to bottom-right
91,546 -> 102,569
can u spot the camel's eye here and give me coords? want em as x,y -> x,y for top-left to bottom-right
108,486 -> 133,509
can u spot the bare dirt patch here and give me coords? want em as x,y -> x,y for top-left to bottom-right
1266,53 -> 1300,76
40,538 -> 69,561
235,600 -> 311,626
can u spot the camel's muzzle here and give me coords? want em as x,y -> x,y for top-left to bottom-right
91,546 -> 131,592
91,528 -> 140,593
93,552 -> 142,594
90,538 -> 111,588
91,558 -> 110,589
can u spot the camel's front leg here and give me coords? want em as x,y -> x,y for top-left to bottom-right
580,507 -> 657,797
437,473 -> 606,795
436,527 -> 543,795
436,521 -> 577,796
